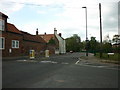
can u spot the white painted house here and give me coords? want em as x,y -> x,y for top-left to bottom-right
54,28 -> 66,54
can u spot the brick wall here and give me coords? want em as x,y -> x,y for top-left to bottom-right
2,32 -> 23,57
23,41 -> 47,57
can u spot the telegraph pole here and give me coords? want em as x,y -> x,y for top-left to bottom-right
99,3 -> 102,58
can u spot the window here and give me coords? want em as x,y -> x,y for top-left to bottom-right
12,40 -> 19,48
0,37 -> 5,49
0,19 -> 5,31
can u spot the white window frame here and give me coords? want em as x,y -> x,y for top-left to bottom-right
0,19 -> 5,31
12,40 -> 19,48
0,37 -> 5,49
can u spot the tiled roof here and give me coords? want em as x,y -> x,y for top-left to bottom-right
7,23 -> 22,34
39,34 -> 55,43
21,31 -> 46,43
0,12 -> 8,18
35,35 -> 46,43
7,23 -> 46,43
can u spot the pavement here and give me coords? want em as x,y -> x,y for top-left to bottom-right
2,56 -> 29,61
77,53 -> 120,70
79,53 -> 119,64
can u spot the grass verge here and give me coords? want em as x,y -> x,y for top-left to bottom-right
95,53 -> 120,64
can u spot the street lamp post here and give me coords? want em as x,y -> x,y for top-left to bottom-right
82,6 -> 88,56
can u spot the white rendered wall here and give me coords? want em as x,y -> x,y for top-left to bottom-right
54,30 -> 66,54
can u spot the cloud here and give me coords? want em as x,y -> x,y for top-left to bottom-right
19,21 -> 43,35
102,3 -> 118,34
54,1 -> 118,40
0,0 -> 25,15
0,0 -> 119,41
118,1 -> 120,35
37,11 -> 46,14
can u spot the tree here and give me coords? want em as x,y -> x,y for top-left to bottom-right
66,34 -> 82,52
112,35 -> 120,44
48,38 -> 56,45
102,42 -> 112,53
112,35 -> 120,53
103,34 -> 111,43
89,37 -> 100,55
80,41 -> 86,51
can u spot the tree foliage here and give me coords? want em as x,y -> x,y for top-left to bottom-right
66,34 -> 82,52
88,37 -> 100,53
48,38 -> 56,45
112,35 -> 120,53
112,35 -> 120,44
102,43 -> 112,53
66,34 -> 120,53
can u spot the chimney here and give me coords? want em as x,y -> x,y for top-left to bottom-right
36,28 -> 38,35
44,32 -> 46,35
59,33 -> 62,37
54,28 -> 57,34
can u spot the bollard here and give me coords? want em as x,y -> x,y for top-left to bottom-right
29,50 -> 35,59
45,50 -> 49,57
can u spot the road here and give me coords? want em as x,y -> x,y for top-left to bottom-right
2,53 -> 119,88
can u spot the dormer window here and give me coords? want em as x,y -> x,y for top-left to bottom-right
0,19 -> 5,31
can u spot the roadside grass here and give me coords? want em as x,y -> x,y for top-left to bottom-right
80,52 -> 120,64
80,56 -> 89,60
95,53 -> 120,64
95,53 -> 119,61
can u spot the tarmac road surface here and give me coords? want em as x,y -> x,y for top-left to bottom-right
2,53 -> 119,88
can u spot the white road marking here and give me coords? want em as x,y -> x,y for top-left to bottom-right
40,61 -> 52,63
51,61 -> 58,64
17,60 -> 38,62
17,60 -> 27,62
40,61 -> 69,65
61,62 -> 69,64
75,60 -> 79,64
40,61 -> 58,64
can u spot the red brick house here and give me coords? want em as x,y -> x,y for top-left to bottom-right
0,12 -> 23,57
3,23 -> 23,57
0,12 -> 8,56
0,12 -> 47,59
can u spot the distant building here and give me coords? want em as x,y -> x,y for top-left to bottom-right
39,28 -> 66,54
39,32 -> 58,54
54,28 -> 66,54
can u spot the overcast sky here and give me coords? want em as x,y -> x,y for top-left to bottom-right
0,0 -> 119,41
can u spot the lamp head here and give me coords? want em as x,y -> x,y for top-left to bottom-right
82,7 -> 86,8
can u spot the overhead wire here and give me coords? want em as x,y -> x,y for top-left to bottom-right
3,1 -> 84,9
